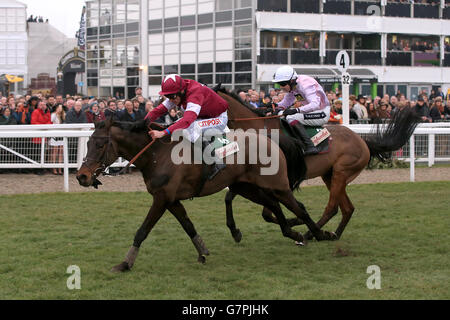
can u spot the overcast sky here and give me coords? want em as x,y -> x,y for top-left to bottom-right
20,0 -> 86,38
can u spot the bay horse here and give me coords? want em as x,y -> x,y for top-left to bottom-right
216,86 -> 421,242
76,118 -> 336,272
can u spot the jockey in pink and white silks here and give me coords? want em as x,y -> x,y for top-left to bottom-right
272,66 -> 331,155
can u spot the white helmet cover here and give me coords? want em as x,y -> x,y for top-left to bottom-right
272,66 -> 298,83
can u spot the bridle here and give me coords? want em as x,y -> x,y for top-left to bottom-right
82,132 -> 118,179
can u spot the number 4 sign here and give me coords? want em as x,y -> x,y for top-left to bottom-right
336,50 -> 350,73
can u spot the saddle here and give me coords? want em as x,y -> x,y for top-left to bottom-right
280,119 -> 331,154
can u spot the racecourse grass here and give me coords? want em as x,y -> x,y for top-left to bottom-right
0,181 -> 449,300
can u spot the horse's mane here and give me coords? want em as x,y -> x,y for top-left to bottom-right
212,84 -> 267,117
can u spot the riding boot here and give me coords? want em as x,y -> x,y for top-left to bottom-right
201,140 -> 226,180
291,122 -> 320,156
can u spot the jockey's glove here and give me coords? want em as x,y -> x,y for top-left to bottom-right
283,108 -> 298,116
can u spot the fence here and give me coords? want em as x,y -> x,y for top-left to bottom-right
1,123 -> 450,192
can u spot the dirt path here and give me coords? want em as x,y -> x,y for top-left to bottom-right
0,167 -> 449,195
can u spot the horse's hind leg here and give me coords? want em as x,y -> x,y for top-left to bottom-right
334,190 -> 355,239
167,200 -> 210,264
273,189 -> 336,241
225,191 -> 242,243
230,184 -> 304,244
262,205 -> 304,227
304,173 -> 341,240
111,197 -> 167,273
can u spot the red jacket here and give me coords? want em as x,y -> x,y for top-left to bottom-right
31,108 -> 52,144
145,79 -> 228,134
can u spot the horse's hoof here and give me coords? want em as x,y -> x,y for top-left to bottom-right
111,261 -> 130,273
233,229 -> 243,243
323,231 -> 338,241
198,255 -> 207,264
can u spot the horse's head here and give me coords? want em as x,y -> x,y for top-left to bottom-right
76,117 -> 118,188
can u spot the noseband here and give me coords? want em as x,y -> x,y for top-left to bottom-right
82,133 -> 118,179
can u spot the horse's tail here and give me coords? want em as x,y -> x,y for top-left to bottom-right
364,108 -> 421,166
278,134 -> 307,190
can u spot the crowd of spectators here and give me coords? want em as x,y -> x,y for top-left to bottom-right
27,15 -> 48,23
0,87 -> 182,175
1,85 -> 449,174
0,87 -> 184,127
233,86 -> 450,125
1,86 -> 449,128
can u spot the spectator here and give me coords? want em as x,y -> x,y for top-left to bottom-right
353,95 -> 369,120
66,99 -> 75,111
238,91 -> 248,103
115,91 -> 124,100
132,98 -> 145,120
136,96 -> 147,113
66,100 -> 87,123
378,101 -> 391,120
413,96 -> 432,123
429,89 -> 437,100
134,87 -> 144,100
31,100 -> 52,175
31,100 -> 52,126
47,95 -> 56,110
98,100 -> 107,112
81,96 -> 90,111
389,96 -> 399,111
119,100 -> 142,122
86,103 -> 106,123
14,102 -> 32,125
0,108 -> 17,125
329,100 -> 343,124
105,100 -> 119,120
430,97 -> 445,122
165,108 -> 180,126
249,93 -> 260,108
117,100 -> 125,112
50,104 -> 66,175
367,102 -> 380,124
444,100 -> 450,119
436,87 -> 445,99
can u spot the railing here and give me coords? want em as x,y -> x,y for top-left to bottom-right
291,0 -> 320,13
255,0 -> 445,19
258,48 -> 320,64
354,50 -> 382,65
1,123 -> 449,192
386,51 -> 440,67
323,0 -> 352,15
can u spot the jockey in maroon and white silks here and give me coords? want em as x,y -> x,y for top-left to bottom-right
145,74 -> 229,142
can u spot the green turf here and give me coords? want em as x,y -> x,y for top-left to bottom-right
0,181 -> 449,300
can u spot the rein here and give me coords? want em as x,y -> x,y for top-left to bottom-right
111,139 -> 157,176
230,114 -> 282,122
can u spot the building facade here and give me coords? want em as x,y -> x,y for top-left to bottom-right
0,0 -> 27,95
84,0 -> 450,100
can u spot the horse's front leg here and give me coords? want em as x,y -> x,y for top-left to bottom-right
167,201 -> 210,264
225,191 -> 242,243
111,196 -> 167,273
